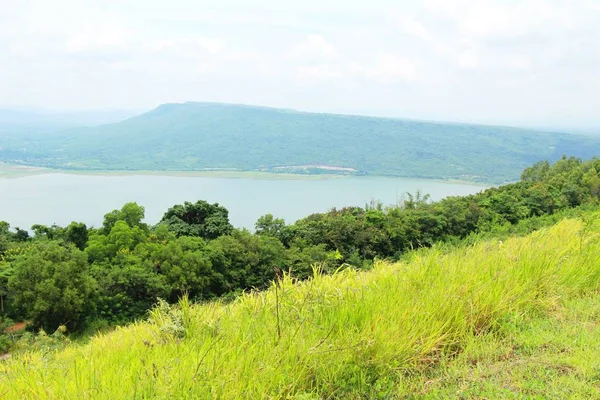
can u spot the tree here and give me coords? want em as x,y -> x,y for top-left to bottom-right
65,222 -> 89,250
9,243 -> 97,332
92,260 -> 168,322
402,190 -> 431,210
13,228 -> 29,242
0,262 -> 14,314
31,224 -> 64,241
582,166 -> 600,199
86,220 -> 147,262
255,214 -> 292,244
255,214 -> 285,236
521,160 -> 550,182
0,222 -> 9,236
103,202 -> 148,234
160,200 -> 233,240
138,236 -> 213,300
206,229 -> 286,293
0,222 -> 9,253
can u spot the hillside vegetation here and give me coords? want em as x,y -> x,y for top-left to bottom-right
3,103 -> 600,183
1,215 -> 599,398
1,157 -> 599,342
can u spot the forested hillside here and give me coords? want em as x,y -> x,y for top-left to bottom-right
1,209 -> 599,398
3,102 -> 600,183
0,156 -> 599,343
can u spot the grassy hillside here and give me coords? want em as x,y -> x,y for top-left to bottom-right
3,102 -> 600,183
1,215 -> 599,398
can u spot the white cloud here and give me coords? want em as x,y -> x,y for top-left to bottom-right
0,0 -> 599,128
504,54 -> 532,71
295,65 -> 343,80
287,35 -> 338,60
107,61 -> 135,71
398,18 -> 435,44
147,37 -> 227,57
456,50 -> 480,70
8,43 -> 36,58
352,29 -> 378,41
65,26 -> 130,53
365,54 -> 420,83
425,0 -> 593,39
197,61 -> 216,74
295,54 -> 419,84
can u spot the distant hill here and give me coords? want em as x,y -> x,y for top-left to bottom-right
0,108 -> 138,134
1,102 -> 599,183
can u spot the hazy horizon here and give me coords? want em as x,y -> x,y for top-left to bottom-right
1,101 -> 598,134
1,0 -> 599,129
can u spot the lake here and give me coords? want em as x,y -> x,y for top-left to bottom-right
0,173 -> 487,230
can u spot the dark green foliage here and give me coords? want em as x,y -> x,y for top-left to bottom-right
205,230 -> 287,293
4,103 -> 600,183
160,200 -> 233,239
91,261 -> 169,323
0,317 -> 14,353
13,228 -> 29,242
65,222 -> 88,250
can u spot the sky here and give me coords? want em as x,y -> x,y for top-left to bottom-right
1,0 -> 599,128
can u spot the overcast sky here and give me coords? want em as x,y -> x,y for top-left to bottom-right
1,0 -> 599,128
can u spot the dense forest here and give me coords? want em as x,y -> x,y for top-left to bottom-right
3,103 -> 600,183
0,156 -> 599,348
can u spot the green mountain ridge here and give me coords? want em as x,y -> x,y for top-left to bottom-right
1,102 -> 599,183
0,108 -> 137,134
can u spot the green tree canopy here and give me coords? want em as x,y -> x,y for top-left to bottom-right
160,200 -> 233,240
103,202 -> 148,234
8,243 -> 97,332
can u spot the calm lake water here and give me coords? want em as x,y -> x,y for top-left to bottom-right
0,174 -> 487,230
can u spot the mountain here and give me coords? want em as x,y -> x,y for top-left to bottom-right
0,108 -> 139,134
1,102 -> 599,183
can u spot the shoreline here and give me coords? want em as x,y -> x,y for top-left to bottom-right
0,163 -> 492,186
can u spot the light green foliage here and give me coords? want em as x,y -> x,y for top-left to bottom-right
4,103 -> 600,183
255,213 -> 289,242
1,217 -> 599,398
405,295 -> 600,398
582,166 -> 600,198
86,220 -> 147,262
102,202 -> 148,234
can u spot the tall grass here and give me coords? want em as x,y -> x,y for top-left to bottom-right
0,216 -> 599,399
